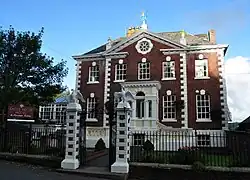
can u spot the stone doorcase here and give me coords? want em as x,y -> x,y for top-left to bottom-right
121,81 -> 161,130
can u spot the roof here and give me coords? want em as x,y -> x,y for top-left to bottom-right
54,96 -> 69,104
240,116 -> 250,124
81,31 -> 211,56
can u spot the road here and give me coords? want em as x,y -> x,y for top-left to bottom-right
0,160 -> 110,180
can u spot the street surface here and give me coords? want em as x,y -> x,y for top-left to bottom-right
0,160 -> 110,180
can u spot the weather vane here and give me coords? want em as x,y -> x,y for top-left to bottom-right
140,11 -> 148,30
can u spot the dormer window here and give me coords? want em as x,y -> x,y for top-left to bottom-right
88,62 -> 99,83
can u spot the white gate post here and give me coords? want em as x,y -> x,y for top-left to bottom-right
61,101 -> 81,169
111,101 -> 131,174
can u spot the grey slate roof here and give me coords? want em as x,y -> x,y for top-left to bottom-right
82,31 -> 211,55
240,116 -> 250,124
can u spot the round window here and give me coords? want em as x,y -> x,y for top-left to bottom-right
139,41 -> 150,52
135,38 -> 153,55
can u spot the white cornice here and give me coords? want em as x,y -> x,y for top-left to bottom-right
104,52 -> 129,59
160,44 -> 229,55
189,44 -> 229,50
121,80 -> 161,90
72,52 -> 129,62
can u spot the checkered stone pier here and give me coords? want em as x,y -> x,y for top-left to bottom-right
111,101 -> 132,174
61,102 -> 81,170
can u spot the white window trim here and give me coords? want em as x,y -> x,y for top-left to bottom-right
88,66 -> 99,84
196,134 -> 211,147
133,133 -> 145,146
138,62 -> 150,80
162,61 -> 176,80
194,59 -> 209,80
86,118 -> 98,122
162,119 -> 177,122
196,94 -> 211,122
162,77 -> 176,81
114,63 -> 127,82
162,95 -> 177,122
135,38 -> 153,55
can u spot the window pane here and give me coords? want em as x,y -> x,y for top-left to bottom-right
89,65 -> 99,82
196,94 -> 210,120
87,97 -> 96,118
163,95 -> 176,119
115,64 -> 127,81
195,59 -> 208,78
163,61 -> 175,78
138,62 -> 150,80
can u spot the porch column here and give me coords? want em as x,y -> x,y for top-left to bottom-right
61,102 -> 81,170
111,101 -> 131,174
144,100 -> 149,128
151,98 -> 158,128
145,100 -> 149,119
132,101 -> 136,118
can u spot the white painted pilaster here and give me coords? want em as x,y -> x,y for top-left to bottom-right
217,49 -> 229,130
180,52 -> 188,128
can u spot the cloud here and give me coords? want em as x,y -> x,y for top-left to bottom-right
184,0 -> 250,34
225,56 -> 250,122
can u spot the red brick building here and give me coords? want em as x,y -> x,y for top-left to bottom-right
73,18 -> 230,132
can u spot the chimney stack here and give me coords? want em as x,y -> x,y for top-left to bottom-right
208,29 -> 216,44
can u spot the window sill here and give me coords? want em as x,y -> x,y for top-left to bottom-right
86,118 -> 98,122
194,77 -> 210,80
196,119 -> 212,122
161,78 -> 176,81
114,80 -> 125,83
87,81 -> 99,84
132,118 -> 157,121
138,78 -> 150,81
161,119 -> 177,122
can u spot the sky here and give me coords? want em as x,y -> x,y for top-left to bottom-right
1,0 -> 250,122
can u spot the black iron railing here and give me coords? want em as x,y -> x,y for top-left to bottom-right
129,130 -> 250,167
0,126 -> 66,157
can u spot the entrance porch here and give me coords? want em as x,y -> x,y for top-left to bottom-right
119,81 -> 161,131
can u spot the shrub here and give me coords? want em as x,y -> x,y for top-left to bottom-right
192,161 -> 206,172
169,147 -> 204,165
94,138 -> 106,152
143,140 -> 154,152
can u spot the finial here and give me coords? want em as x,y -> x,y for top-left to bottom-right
180,30 -> 187,45
181,30 -> 185,38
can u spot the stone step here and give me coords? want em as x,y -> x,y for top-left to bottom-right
56,166 -> 128,180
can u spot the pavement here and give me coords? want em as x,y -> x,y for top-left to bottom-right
0,160 -> 110,180
87,153 -> 109,167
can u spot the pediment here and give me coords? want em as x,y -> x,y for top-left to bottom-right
104,30 -> 186,55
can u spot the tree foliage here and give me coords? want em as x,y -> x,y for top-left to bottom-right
0,26 -> 68,110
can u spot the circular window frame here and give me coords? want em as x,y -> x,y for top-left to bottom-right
135,38 -> 153,55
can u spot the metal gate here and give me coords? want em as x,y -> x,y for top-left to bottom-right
109,113 -> 117,170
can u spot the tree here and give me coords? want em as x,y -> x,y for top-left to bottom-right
0,26 -> 68,114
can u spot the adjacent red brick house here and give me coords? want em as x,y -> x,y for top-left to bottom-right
73,19 -> 230,132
